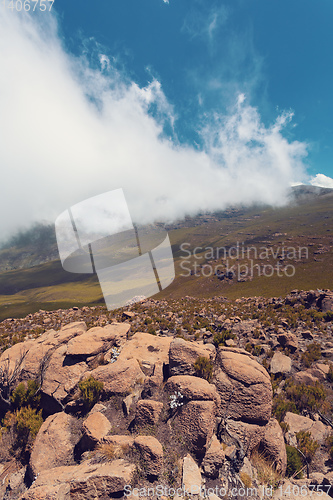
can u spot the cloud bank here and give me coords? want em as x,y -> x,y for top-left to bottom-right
0,9 -> 308,241
310,174 -> 333,189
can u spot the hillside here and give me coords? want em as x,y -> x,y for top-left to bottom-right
0,185 -> 332,321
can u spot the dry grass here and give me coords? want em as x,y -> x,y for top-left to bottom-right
251,449 -> 282,489
95,442 -> 130,461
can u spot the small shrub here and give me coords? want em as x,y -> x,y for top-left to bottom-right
325,433 -> 333,460
286,445 -> 303,478
324,311 -> 333,322
10,380 -> 40,409
301,342 -> 321,368
78,376 -> 104,411
193,356 -> 213,382
15,406 -> 43,444
213,329 -> 235,347
272,394 -> 298,422
284,379 -> 326,413
296,430 -> 319,462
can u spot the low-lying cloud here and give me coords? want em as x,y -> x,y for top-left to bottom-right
0,9 -> 308,241
310,173 -> 333,189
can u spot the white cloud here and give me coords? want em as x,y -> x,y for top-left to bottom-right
0,9 -> 308,240
309,173 -> 333,188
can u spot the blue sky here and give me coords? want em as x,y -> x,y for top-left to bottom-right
0,0 -> 333,237
55,0 -> 333,178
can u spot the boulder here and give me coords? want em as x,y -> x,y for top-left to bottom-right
66,323 -> 130,357
89,357 -> 146,396
22,460 -> 135,500
201,435 -> 225,478
118,332 -> 172,367
42,344 -> 88,410
173,400 -> 216,454
277,331 -> 298,352
169,338 -> 215,376
134,436 -> 163,476
30,412 -> 79,479
81,412 -> 111,450
270,352 -> 292,375
182,454 -> 202,494
214,347 -> 272,424
260,418 -> 287,475
165,375 -> 220,404
135,400 -> 164,427
284,412 -> 329,446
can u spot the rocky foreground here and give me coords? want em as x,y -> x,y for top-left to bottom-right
1,290 -> 333,498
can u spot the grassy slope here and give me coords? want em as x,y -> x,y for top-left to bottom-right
0,192 -> 332,320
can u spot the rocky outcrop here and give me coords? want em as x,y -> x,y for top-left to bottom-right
270,352 -> 292,375
201,435 -> 225,478
89,357 -> 146,396
81,411 -> 111,450
134,436 -> 163,476
284,412 -> 329,446
21,460 -> 136,500
214,347 -> 272,424
169,338 -> 215,376
135,400 -> 164,427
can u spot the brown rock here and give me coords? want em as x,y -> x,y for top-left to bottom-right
135,400 -> 164,427
173,400 -> 216,454
284,412 -> 329,446
169,338 -> 215,376
202,435 -> 225,478
277,331 -> 298,352
225,420 -> 264,455
214,347 -> 272,424
42,344 -> 88,410
270,352 -> 292,375
165,375 -> 220,404
23,460 -> 135,500
81,412 -> 111,450
30,412 -> 78,479
182,454 -> 202,493
260,418 -> 287,475
66,323 -> 130,357
134,435 -> 163,476
118,332 -> 172,366
89,357 -> 146,396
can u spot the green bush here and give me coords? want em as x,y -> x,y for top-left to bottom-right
324,311 -> 333,322
78,376 -> 104,411
296,430 -> 319,462
325,433 -> 333,460
193,356 -> 213,382
10,380 -> 40,409
301,342 -> 321,368
15,406 -> 43,444
213,329 -> 235,347
286,445 -> 303,478
272,394 -> 298,422
285,379 -> 326,413
327,364 -> 333,383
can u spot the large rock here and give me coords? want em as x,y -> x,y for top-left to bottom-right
135,400 -> 164,427
284,412 -> 329,446
134,436 -> 163,476
30,412 -> 79,479
169,338 -> 215,376
22,460 -> 135,500
173,400 -> 216,454
89,357 -> 146,396
81,412 -> 111,450
260,418 -> 287,475
66,323 -> 130,357
182,454 -> 202,495
277,331 -> 298,352
118,332 -> 172,373
270,352 -> 292,375
165,375 -> 220,404
214,347 -> 272,424
42,344 -> 88,410
201,435 -> 225,478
